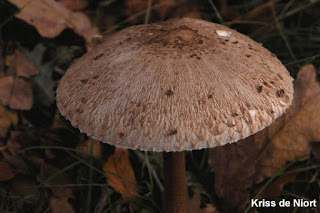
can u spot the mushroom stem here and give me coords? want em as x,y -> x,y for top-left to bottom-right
163,151 -> 187,213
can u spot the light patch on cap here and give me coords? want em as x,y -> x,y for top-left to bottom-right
249,110 -> 257,117
215,30 -> 232,37
113,50 -> 139,63
279,100 -> 287,106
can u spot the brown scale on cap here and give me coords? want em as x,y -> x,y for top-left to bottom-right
56,18 -> 294,152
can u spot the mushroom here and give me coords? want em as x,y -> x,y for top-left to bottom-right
56,18 -> 294,212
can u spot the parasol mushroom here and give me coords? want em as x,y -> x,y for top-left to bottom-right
56,18 -> 294,212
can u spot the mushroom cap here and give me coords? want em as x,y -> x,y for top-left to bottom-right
56,18 -> 294,152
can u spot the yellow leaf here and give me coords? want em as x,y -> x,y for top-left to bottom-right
103,148 -> 138,199
76,139 -> 102,158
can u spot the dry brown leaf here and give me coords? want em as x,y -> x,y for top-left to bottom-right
255,64 -> 320,181
9,78 -> 33,110
50,190 -> 75,213
172,2 -> 201,20
103,147 -> 138,199
0,76 -> 32,110
182,10 -> 202,19
187,188 -> 218,213
157,0 -> 176,19
0,76 -> 14,105
6,50 -> 40,78
59,0 -> 88,11
0,50 -> 38,110
9,0 -> 99,48
0,106 -> 18,138
209,64 -> 320,212
209,136 -> 262,212
7,131 -> 24,154
259,173 -> 296,198
76,139 -> 102,158
0,161 -> 15,181
125,0 -> 148,17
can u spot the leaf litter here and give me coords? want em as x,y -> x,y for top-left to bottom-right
103,147 -> 139,200
9,0 -> 99,49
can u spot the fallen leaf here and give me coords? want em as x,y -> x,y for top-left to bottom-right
0,76 -> 33,110
209,136 -> 262,212
187,188 -> 218,213
125,0 -> 148,17
50,190 -> 75,213
76,139 -> 102,158
0,49 -> 38,110
0,76 -> 14,105
10,78 -> 33,110
157,0 -> 176,19
6,131 -> 22,156
103,147 -> 138,199
0,106 -> 18,138
182,10 -> 202,19
59,0 -> 88,11
208,64 -> 320,212
174,2 -> 201,19
9,0 -> 99,48
259,173 -> 296,198
6,50 -> 40,78
0,161 -> 15,181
